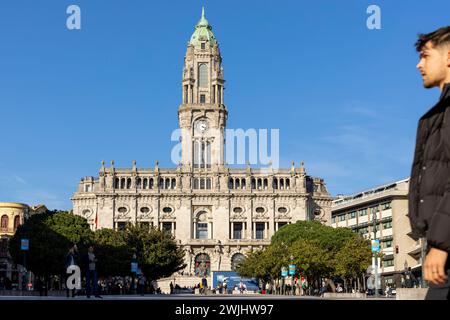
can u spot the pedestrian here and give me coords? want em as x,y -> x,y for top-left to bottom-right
65,244 -> 79,298
408,26 -> 450,300
201,277 -> 208,295
170,281 -> 174,294
83,245 -> 102,298
138,273 -> 146,296
223,281 -> 227,294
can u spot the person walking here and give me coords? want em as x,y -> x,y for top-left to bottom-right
137,273 -> 146,296
65,244 -> 79,298
408,26 -> 450,300
83,245 -> 102,298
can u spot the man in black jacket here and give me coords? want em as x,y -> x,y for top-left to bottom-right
409,26 -> 450,300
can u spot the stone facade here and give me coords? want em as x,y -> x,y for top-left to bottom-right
71,9 -> 332,277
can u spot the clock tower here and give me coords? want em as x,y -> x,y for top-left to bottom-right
178,7 -> 228,171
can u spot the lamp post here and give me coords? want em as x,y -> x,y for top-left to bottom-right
372,206 -> 380,297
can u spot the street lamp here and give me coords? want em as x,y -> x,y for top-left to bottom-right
372,206 -> 380,297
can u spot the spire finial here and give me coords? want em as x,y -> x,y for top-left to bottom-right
202,6 -> 205,19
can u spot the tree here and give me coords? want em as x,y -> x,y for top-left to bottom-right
123,225 -> 186,280
9,211 -> 93,278
93,228 -> 130,277
334,236 -> 371,291
237,220 -> 371,293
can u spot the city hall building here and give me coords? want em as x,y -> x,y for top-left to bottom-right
71,9 -> 332,280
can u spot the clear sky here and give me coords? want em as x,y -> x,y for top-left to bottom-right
0,0 -> 449,210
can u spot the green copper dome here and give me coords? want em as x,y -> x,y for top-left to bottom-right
189,7 -> 217,47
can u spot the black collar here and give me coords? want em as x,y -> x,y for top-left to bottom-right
440,82 -> 450,100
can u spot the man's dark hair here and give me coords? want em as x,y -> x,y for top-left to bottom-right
415,26 -> 450,52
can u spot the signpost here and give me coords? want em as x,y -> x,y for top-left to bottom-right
21,239 -> 29,291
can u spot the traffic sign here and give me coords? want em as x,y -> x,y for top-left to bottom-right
131,262 -> 138,273
281,267 -> 288,277
371,240 -> 380,252
21,239 -> 29,251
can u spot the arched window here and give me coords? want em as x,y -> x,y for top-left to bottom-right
165,178 -> 170,189
193,178 -> 199,189
257,179 -> 262,190
196,211 -> 208,239
200,178 -> 205,190
13,216 -> 20,231
149,178 -> 154,189
228,178 -> 234,190
286,179 -> 290,189
159,178 -> 164,189
114,178 -> 119,189
1,215 -> 9,231
136,178 -> 142,189
231,253 -> 245,271
273,179 -> 278,189
198,63 -> 208,88
264,179 -> 268,189
251,178 -> 256,190
280,179 -> 285,189
120,178 -> 125,189
143,178 -> 148,189
127,178 -> 132,189
194,253 -> 211,277
206,178 -> 212,189
235,179 -> 240,189
171,178 -> 176,189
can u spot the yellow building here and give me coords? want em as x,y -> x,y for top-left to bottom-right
0,202 -> 47,288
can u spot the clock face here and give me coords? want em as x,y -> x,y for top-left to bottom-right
195,120 -> 209,133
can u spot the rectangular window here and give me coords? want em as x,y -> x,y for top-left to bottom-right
359,208 -> 368,216
162,222 -> 172,233
85,185 -> 91,192
197,223 -> 208,239
331,216 -> 336,224
383,259 -> 394,267
350,211 -> 357,219
255,223 -> 265,239
233,222 -> 242,240
117,222 -> 126,231
200,94 -> 206,103
383,221 -> 392,229
201,43 -> 206,50
370,206 -> 378,214
382,202 -> 392,210
339,215 -> 346,222
383,240 -> 393,248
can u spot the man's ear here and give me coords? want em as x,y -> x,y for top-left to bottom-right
447,49 -> 450,67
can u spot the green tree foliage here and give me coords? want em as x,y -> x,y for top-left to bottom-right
93,228 -> 130,277
238,221 -> 371,286
9,211 -> 94,277
123,225 -> 186,280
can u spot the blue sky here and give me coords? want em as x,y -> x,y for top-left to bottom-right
0,0 -> 449,210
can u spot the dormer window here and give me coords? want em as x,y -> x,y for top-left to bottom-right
201,43 -> 206,50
